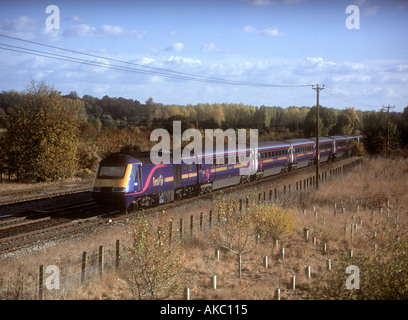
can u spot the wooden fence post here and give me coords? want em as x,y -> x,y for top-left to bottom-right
303,228 -> 309,242
169,220 -> 173,246
209,210 -> 213,230
291,275 -> 296,291
179,219 -> 183,241
116,240 -> 120,270
99,246 -> 104,279
190,215 -> 194,237
81,251 -> 88,286
305,266 -> 311,279
39,265 -> 44,300
184,287 -> 190,300
274,288 -> 281,300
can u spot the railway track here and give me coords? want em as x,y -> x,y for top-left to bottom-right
0,156 -> 362,254
0,217 -> 102,253
0,179 -> 92,206
0,199 -> 102,252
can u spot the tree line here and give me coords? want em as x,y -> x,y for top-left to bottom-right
0,81 -> 407,182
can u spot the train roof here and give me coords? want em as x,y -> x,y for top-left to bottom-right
258,140 -> 290,150
310,137 -> 334,143
100,152 -> 153,165
328,135 -> 350,140
284,138 -> 315,146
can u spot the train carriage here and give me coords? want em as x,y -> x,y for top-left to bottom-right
258,141 -> 291,177
329,135 -> 352,158
312,137 -> 335,162
285,138 -> 315,170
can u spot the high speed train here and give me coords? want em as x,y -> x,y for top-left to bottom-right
91,134 -> 363,210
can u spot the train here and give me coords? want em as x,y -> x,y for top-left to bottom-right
91,134 -> 363,211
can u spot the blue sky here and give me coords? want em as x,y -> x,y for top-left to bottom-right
0,0 -> 407,112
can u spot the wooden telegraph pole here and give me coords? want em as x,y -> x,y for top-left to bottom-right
382,105 -> 395,157
312,84 -> 324,190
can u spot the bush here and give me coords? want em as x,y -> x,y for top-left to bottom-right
317,223 -> 408,299
122,211 -> 189,300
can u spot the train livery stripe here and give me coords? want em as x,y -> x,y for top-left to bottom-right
132,163 -> 166,195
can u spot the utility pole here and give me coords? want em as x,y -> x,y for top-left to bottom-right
312,84 -> 324,190
382,104 -> 395,157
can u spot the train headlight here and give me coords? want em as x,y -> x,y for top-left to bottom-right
113,187 -> 129,192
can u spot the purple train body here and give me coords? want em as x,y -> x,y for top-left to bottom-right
91,134 -> 363,210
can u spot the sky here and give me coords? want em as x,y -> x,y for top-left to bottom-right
0,0 -> 407,112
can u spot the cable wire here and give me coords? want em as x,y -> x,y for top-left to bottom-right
0,34 -> 313,88
324,85 -> 381,109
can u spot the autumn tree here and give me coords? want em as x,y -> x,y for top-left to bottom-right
211,193 -> 259,278
124,211 -> 188,300
362,110 -> 399,155
255,203 -> 295,244
303,106 -> 337,137
0,81 -> 79,181
332,108 -> 360,135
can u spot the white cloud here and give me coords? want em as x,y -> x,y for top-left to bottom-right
164,42 -> 184,52
363,6 -> 379,16
240,0 -> 303,6
241,25 -> 282,36
63,15 -> 87,23
240,0 -> 273,6
0,16 -> 39,39
261,28 -> 281,36
167,56 -> 201,65
201,43 -> 223,53
139,57 -> 156,65
62,23 -> 146,38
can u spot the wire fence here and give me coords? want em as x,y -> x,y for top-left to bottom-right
0,245 -> 120,300
0,158 -> 362,300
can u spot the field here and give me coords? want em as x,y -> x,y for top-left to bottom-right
1,156 -> 407,300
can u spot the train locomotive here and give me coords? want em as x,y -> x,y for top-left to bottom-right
91,134 -> 363,211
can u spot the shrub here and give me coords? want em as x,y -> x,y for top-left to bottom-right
122,211 -> 188,300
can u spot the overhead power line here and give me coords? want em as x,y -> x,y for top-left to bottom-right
324,85 -> 381,110
0,34 -> 382,110
0,33 -> 312,88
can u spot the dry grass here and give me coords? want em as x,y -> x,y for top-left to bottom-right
1,156 -> 407,300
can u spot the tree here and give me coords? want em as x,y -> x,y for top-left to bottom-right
124,211 -> 188,300
0,80 -> 79,181
332,108 -> 360,135
211,192 -> 259,278
255,203 -> 295,244
303,106 -> 336,137
362,111 -> 399,155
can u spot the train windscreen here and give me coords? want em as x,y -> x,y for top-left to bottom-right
98,165 -> 127,179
